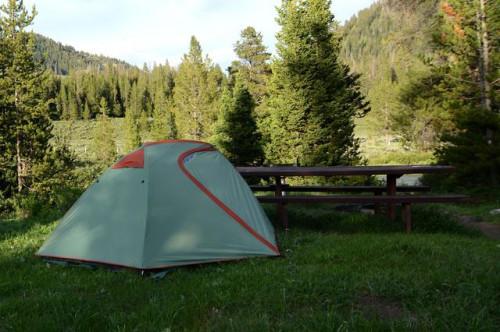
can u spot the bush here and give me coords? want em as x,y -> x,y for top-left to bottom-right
0,141 -> 87,219
11,193 -> 43,219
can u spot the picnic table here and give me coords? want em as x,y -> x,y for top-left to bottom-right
237,165 -> 468,233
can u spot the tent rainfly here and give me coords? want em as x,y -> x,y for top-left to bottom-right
37,140 -> 280,270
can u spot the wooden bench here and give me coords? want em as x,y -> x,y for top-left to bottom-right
257,194 -> 469,233
238,165 -> 467,233
250,185 -> 431,193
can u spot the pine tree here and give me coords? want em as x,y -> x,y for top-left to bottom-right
82,100 -> 91,120
0,26 -> 13,195
232,27 -> 272,154
173,36 -> 221,139
92,97 -> 116,166
214,80 -> 263,165
124,83 -> 142,152
124,108 -> 141,152
67,83 -> 80,119
0,0 -> 53,194
112,82 -> 124,117
267,0 -> 369,166
428,0 -> 499,185
150,88 -> 177,141
233,27 -> 271,106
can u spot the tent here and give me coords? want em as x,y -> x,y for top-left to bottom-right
37,140 -> 279,270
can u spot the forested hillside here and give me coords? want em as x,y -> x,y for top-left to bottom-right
342,0 -> 499,184
34,34 -> 133,75
341,0 -> 439,149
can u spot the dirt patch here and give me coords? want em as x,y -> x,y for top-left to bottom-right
467,222 -> 500,240
457,215 -> 500,240
357,295 -> 412,321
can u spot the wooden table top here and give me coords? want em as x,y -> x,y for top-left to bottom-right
236,165 -> 455,177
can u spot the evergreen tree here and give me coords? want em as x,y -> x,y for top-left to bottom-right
426,0 -> 499,185
82,100 -> 91,120
233,26 -> 271,106
267,0 -> 369,166
173,36 -> 221,139
124,83 -> 141,151
43,73 -> 60,120
124,107 -> 141,152
29,139 -> 77,211
214,80 -> 263,165
150,92 -> 177,140
232,27 -> 272,154
112,81 -> 124,117
92,97 -> 116,166
0,0 -> 53,194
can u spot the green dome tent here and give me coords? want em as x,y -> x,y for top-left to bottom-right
37,140 -> 279,270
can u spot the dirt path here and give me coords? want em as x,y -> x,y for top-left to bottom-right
458,216 -> 500,240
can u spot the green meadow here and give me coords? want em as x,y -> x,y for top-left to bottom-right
1,205 -> 499,331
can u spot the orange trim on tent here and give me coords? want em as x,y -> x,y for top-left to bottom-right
112,149 -> 144,169
112,141 -> 209,169
178,145 -> 280,255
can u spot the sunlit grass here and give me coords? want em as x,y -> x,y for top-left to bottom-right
355,120 -> 435,165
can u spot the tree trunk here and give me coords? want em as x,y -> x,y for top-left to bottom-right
16,136 -> 23,193
15,90 -> 24,193
477,0 -> 491,113
476,0 -> 496,185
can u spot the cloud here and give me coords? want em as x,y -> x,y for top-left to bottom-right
20,0 -> 375,68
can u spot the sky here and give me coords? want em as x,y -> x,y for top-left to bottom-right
20,0 -> 376,68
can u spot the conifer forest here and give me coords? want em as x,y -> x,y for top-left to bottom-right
1,0 -> 498,211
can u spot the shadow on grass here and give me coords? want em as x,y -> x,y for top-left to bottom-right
1,202 -> 482,245
0,210 -> 62,242
263,204 -> 482,237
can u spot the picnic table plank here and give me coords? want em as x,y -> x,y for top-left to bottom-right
256,195 -> 468,204
249,185 -> 431,192
237,165 -> 455,177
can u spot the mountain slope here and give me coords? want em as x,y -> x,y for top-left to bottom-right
341,0 -> 439,133
34,34 -> 134,75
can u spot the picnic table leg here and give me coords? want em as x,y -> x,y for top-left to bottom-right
282,203 -> 289,231
386,175 -> 397,220
402,203 -> 412,233
274,176 -> 288,230
374,191 -> 382,214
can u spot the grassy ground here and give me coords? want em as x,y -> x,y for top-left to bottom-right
354,121 -> 434,165
52,119 -> 126,161
439,189 -> 500,225
53,119 -> 435,166
1,205 -> 499,331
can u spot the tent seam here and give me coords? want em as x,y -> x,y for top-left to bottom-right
177,146 -> 280,255
139,147 -> 150,269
